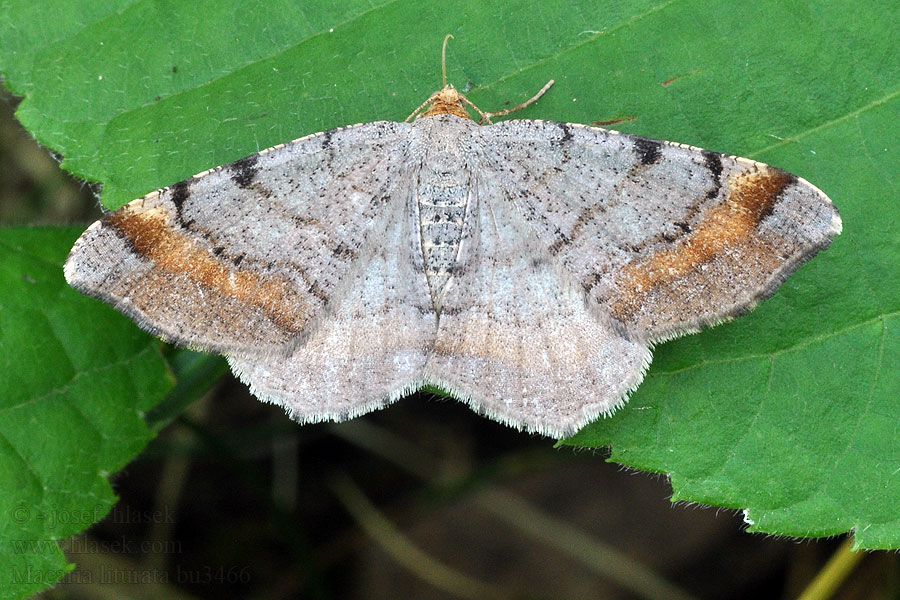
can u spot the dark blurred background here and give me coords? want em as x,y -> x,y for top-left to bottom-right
2,87 -> 896,600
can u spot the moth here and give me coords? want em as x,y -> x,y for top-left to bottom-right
66,37 -> 841,437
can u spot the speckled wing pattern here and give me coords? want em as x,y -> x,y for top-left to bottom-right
478,120 -> 842,343
66,110 -> 840,438
66,121 -> 415,357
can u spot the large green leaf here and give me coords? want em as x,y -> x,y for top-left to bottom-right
565,94 -> 900,548
0,229 -> 172,599
0,3 -> 896,589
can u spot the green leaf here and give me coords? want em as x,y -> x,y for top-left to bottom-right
557,3 -> 900,551
564,93 -> 900,549
0,0 -> 896,579
0,228 -> 173,599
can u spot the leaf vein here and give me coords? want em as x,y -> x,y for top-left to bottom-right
654,311 -> 898,376
749,88 -> 900,158
0,344 -> 159,414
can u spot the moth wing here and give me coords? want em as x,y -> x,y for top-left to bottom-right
424,173 -> 651,438
65,121 -> 413,356
479,120 -> 841,343
229,177 -> 436,422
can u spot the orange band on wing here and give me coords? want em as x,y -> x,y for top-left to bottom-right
107,206 -> 308,333
611,167 -> 793,319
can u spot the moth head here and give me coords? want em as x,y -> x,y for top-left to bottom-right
404,35 -> 474,122
404,35 -> 553,125
421,84 -> 472,120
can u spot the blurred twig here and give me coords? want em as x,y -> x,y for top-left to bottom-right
795,538 -> 865,600
179,415 -> 329,599
330,420 -> 697,600
473,487 -> 696,600
329,472 -> 517,600
144,350 -> 228,432
144,392 -> 211,573
57,537 -> 202,600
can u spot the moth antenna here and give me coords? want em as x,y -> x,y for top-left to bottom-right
441,34 -> 454,88
404,91 -> 440,122
484,79 -> 555,121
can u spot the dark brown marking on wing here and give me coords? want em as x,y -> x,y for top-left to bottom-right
633,137 -> 662,166
549,122 -> 575,165
331,241 -> 358,260
581,271 -> 603,294
565,202 -> 607,249
169,179 -> 192,223
674,221 -> 692,234
105,205 -> 308,333
301,274 -> 330,304
229,154 -> 260,189
547,233 -> 571,256
555,122 -> 574,145
321,129 -> 335,150
702,150 -> 724,199
535,133 -> 667,259
609,167 -> 795,321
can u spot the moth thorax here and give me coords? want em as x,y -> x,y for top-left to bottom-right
422,86 -> 471,120
423,100 -> 469,120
